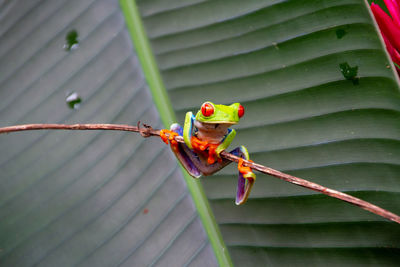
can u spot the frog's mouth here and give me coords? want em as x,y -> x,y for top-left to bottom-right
194,121 -> 233,143
196,121 -> 235,131
203,121 -> 237,125
200,121 -> 236,128
215,123 -> 238,131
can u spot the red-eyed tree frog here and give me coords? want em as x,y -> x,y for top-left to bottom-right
160,101 -> 256,205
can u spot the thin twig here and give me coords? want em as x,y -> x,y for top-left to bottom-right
1,123 -> 399,224
0,123 -> 160,136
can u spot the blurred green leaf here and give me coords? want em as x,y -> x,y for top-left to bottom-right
0,0 -> 218,266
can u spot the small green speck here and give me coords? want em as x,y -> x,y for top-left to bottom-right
64,30 -> 79,51
336,28 -> 347,39
339,62 -> 359,85
66,92 -> 82,109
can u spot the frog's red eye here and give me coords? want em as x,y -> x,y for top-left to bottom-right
238,104 -> 245,118
201,102 -> 214,117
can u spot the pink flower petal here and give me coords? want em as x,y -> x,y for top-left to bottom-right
384,0 -> 400,28
371,3 -> 400,52
383,33 -> 400,66
393,49 -> 400,66
382,33 -> 396,56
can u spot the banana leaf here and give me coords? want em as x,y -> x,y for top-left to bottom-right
135,0 -> 400,265
0,0 -> 220,266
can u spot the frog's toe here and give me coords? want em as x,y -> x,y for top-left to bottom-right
159,129 -> 170,145
159,129 -> 179,147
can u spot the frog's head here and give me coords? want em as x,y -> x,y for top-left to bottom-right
195,101 -> 245,124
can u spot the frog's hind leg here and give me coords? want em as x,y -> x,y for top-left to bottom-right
230,146 -> 256,205
168,123 -> 202,178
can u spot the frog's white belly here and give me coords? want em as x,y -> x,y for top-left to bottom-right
194,120 -> 232,144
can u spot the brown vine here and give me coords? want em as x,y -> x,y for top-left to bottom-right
1,123 -> 399,224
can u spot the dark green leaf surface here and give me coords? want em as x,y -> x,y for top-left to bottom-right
0,0 -> 217,266
137,0 -> 400,265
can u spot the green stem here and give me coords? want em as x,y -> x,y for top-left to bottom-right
119,1 -> 232,265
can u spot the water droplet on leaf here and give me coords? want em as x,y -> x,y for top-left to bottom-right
64,30 -> 79,51
66,92 -> 82,109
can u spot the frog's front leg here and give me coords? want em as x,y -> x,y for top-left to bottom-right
163,123 -> 231,178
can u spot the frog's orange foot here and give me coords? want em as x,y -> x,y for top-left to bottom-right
191,136 -> 222,165
159,129 -> 169,144
207,143 -> 221,165
238,158 -> 255,179
159,129 -> 179,148
191,136 -> 209,151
